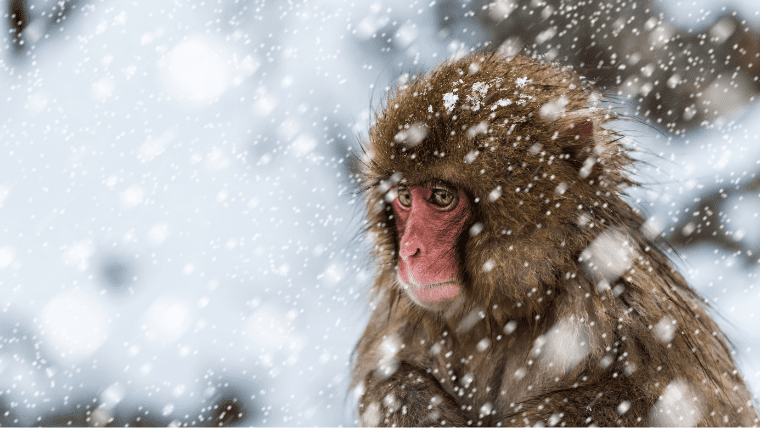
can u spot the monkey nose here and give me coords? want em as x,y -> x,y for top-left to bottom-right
399,240 -> 422,259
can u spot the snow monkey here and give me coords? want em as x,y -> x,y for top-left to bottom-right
351,53 -> 759,426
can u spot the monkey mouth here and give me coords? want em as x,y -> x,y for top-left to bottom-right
413,282 -> 460,303
397,273 -> 461,304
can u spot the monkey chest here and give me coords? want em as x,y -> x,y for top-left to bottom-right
426,347 -> 502,424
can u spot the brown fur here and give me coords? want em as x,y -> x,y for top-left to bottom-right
351,53 -> 759,426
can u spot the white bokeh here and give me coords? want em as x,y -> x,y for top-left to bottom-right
38,289 -> 111,360
143,296 -> 193,343
157,35 -> 236,107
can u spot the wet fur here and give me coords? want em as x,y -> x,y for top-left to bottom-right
352,53 -> 759,426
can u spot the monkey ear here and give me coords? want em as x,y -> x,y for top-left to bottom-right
557,111 -> 596,147
555,112 -> 602,179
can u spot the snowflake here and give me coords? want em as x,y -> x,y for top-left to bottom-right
443,92 -> 459,113
467,82 -> 491,111
490,98 -> 512,110
516,76 -> 532,87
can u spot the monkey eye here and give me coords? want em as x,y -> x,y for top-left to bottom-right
431,187 -> 457,209
397,186 -> 412,208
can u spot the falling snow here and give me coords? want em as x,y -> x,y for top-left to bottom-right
0,0 -> 759,425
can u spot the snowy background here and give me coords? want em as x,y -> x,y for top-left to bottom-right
1,0 -> 758,425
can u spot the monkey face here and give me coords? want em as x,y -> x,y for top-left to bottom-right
391,181 -> 470,311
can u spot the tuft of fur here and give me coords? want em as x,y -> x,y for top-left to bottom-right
352,53 -> 758,426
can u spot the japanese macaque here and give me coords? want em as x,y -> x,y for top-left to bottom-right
351,53 -> 759,426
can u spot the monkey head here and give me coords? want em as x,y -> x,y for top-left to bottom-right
360,53 -> 634,319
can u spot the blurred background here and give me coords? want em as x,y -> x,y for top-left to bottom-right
1,0 -> 759,425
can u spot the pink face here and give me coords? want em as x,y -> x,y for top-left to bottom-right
391,182 -> 470,310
